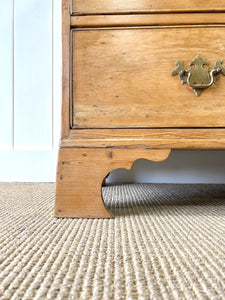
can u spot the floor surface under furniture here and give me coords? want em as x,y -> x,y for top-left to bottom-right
0,183 -> 225,299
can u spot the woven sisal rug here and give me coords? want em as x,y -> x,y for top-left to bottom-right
0,183 -> 225,299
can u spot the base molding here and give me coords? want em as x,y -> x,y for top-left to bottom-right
60,128 -> 225,149
55,147 -> 171,218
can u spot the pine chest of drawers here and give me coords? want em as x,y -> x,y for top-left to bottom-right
56,0 -> 225,218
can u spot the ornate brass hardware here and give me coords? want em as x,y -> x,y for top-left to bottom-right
171,54 -> 225,96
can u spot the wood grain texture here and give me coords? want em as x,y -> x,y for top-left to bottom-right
70,128 -> 225,140
61,0 -> 71,139
58,1 -> 225,218
71,13 -> 225,28
60,128 -> 225,149
72,26 -> 225,129
55,148 -> 171,218
72,0 -> 225,15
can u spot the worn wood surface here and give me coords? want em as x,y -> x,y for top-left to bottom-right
58,0 -> 225,218
61,0 -> 70,139
70,128 -> 225,140
71,13 -> 225,28
60,128 -> 225,149
55,148 -> 171,218
72,26 -> 225,129
72,0 -> 225,15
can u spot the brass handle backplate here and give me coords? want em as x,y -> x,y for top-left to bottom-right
171,54 -> 225,96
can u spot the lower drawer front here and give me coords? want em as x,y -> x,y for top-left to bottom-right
72,26 -> 225,128
72,0 -> 225,15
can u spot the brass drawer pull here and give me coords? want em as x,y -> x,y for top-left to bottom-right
171,54 -> 225,96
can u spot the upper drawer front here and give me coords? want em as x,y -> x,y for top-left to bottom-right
72,26 -> 225,129
72,0 -> 225,15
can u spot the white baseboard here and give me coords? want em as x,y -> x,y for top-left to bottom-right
0,150 -> 58,182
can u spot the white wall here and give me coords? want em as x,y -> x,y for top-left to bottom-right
0,0 -> 61,182
107,151 -> 225,184
0,0 -> 225,183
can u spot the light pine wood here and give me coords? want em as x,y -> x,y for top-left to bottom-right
57,0 -> 225,218
61,0 -> 70,139
70,128 -> 225,140
62,128 -> 225,149
55,148 -> 171,218
72,0 -> 225,15
72,26 -> 225,129
71,13 -> 225,28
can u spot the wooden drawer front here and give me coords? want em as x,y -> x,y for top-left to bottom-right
72,26 -> 225,129
72,0 -> 225,15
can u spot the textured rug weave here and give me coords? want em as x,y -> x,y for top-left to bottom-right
0,183 -> 225,300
